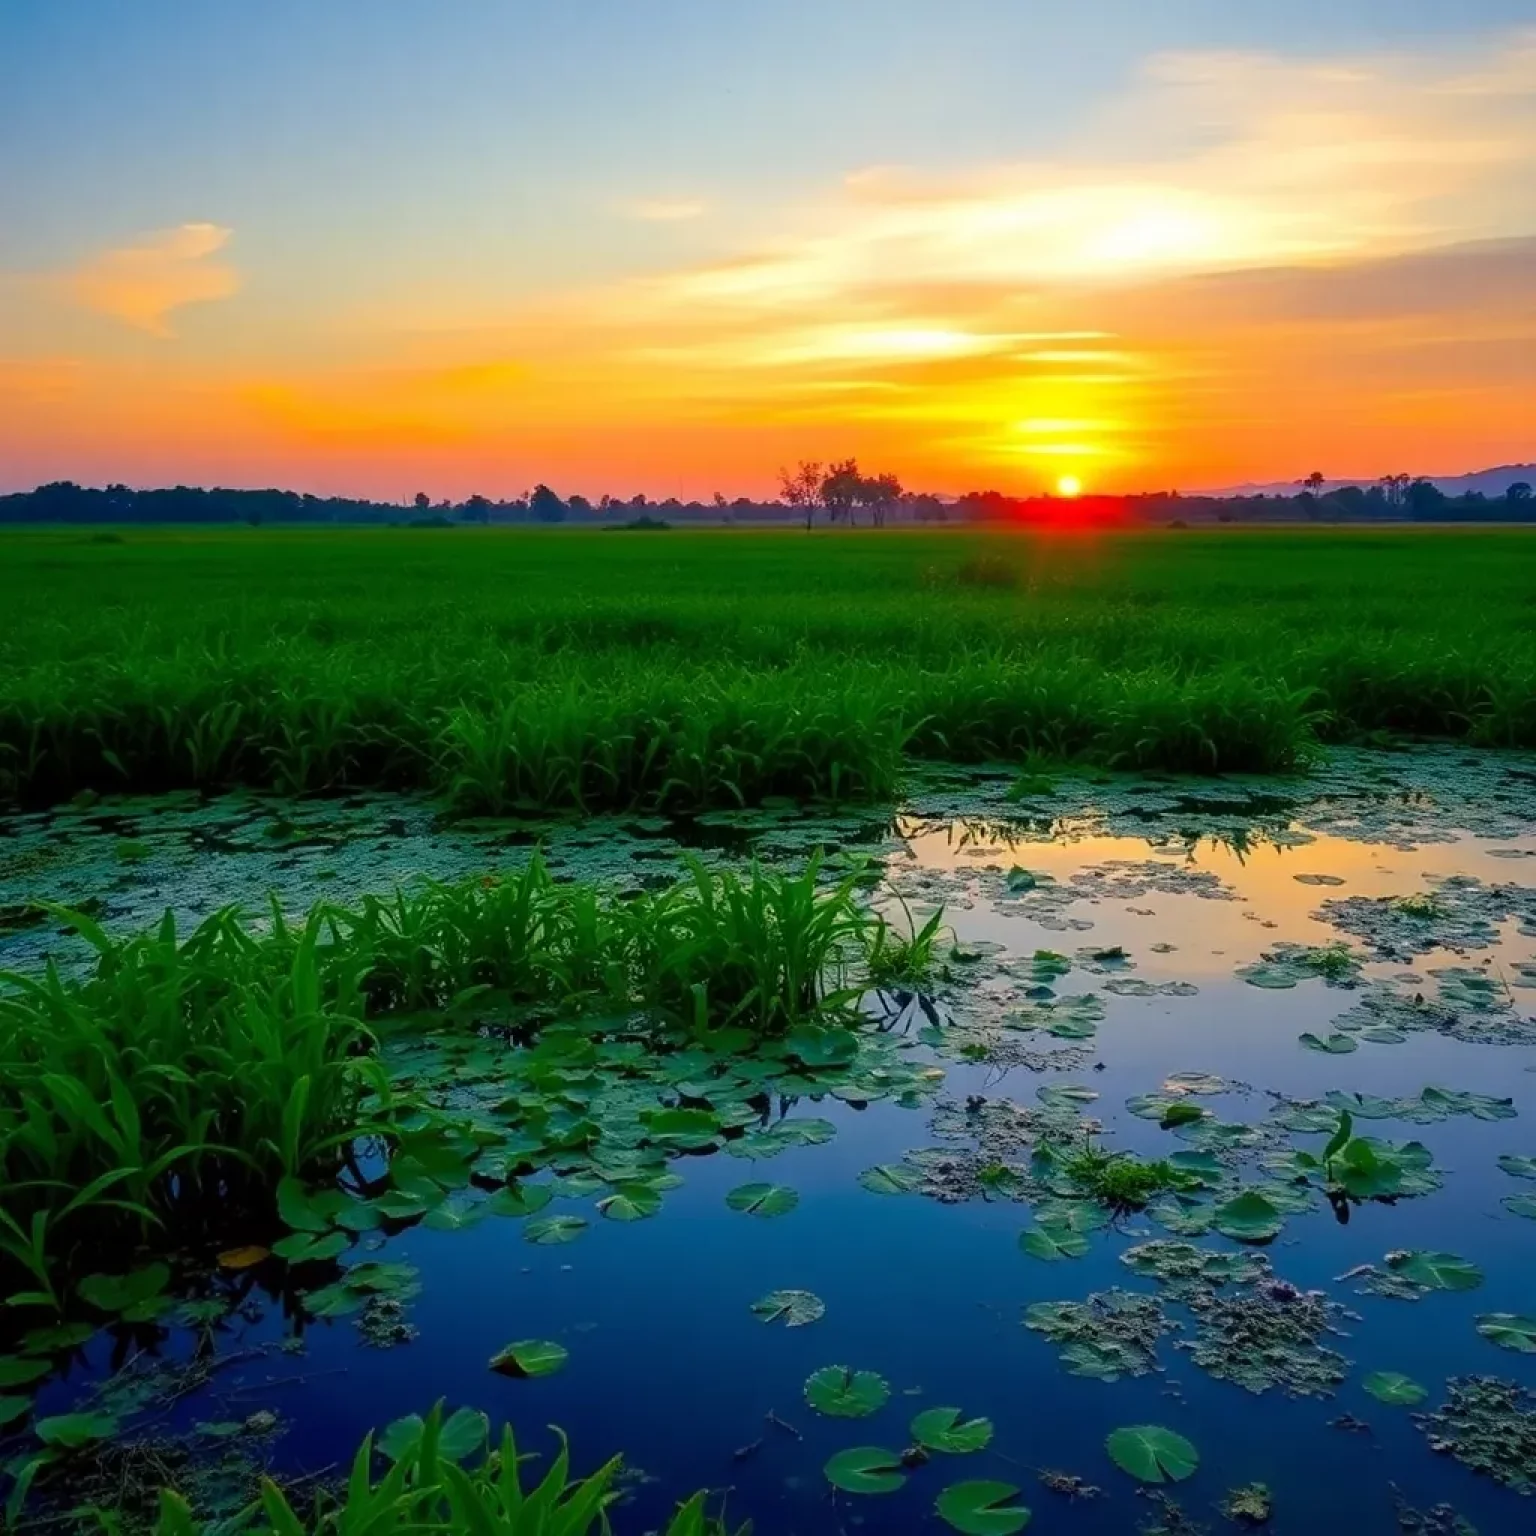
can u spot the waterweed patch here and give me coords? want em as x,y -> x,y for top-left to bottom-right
1180,1279 -> 1350,1398
1420,1375 -> 1536,1494
1025,1291 -> 1173,1382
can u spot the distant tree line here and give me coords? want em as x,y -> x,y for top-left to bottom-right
2,468 -> 1531,527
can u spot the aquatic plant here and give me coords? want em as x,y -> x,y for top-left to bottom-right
72,1402 -> 742,1535
1058,1142 -> 1184,1211
0,857 -> 884,1309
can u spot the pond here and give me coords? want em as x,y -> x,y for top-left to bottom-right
3,746 -> 1535,1534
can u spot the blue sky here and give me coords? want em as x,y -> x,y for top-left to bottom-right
2,2 -> 1533,496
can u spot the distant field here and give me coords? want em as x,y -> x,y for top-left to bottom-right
1,525 -> 1533,810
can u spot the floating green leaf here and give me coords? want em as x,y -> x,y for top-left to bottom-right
1213,1191 -> 1284,1244
824,1446 -> 907,1494
750,1289 -> 824,1328
1503,1193 -> 1536,1220
1019,1225 -> 1089,1262
0,1356 -> 50,1389
75,1264 -> 170,1317
1476,1314 -> 1536,1353
1299,1032 -> 1358,1055
936,1480 -> 1031,1535
522,1214 -> 588,1245
725,1182 -> 799,1218
489,1339 -> 568,1378
36,1412 -> 119,1449
1385,1250 -> 1483,1292
805,1366 -> 890,1418
1498,1155 -> 1536,1180
596,1185 -> 663,1221
858,1164 -> 921,1196
484,1183 -> 554,1218
1105,1425 -> 1199,1485
0,1397 -> 31,1429
911,1407 -> 994,1454
272,1230 -> 349,1263
1363,1371 -> 1427,1406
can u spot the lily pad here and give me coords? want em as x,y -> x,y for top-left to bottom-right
1476,1314 -> 1536,1353
0,1356 -> 50,1389
725,1183 -> 799,1218
911,1407 -> 995,1454
824,1446 -> 907,1494
1213,1191 -> 1284,1244
485,1183 -> 554,1218
858,1164 -> 922,1196
805,1366 -> 890,1418
1020,1225 -> 1089,1262
1502,1193 -> 1536,1220
489,1339 -> 568,1378
1105,1424 -> 1199,1485
1498,1155 -> 1536,1180
750,1289 -> 824,1328
522,1214 -> 588,1245
36,1412 -> 118,1449
936,1480 -> 1031,1535
0,1397 -> 31,1429
75,1264 -> 171,1318
1300,1032 -> 1358,1055
1363,1371 -> 1427,1405
596,1185 -> 663,1222
1385,1250 -> 1484,1292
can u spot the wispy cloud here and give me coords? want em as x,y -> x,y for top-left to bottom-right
623,198 -> 707,222
65,223 -> 239,335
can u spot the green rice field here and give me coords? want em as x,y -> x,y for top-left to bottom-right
2,525 -> 1534,813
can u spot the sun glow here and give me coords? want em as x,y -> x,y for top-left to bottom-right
1056,474 -> 1084,498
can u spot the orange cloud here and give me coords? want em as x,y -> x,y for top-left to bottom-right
65,223 -> 239,336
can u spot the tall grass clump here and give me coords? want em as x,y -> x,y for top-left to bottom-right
0,906 -> 382,1310
0,857 -> 888,1308
73,1403 -> 743,1536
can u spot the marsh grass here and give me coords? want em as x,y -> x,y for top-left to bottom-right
0,858 -> 880,1309
1,528 -> 1532,810
68,1402 -> 740,1536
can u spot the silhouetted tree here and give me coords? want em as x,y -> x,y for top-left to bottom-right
860,471 -> 903,527
1509,482 -> 1533,504
529,485 -> 566,523
1303,471 -> 1325,495
463,494 -> 493,524
820,459 -> 863,525
413,492 -> 431,513
778,461 -> 824,531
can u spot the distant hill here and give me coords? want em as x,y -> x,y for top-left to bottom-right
1205,464 -> 1536,499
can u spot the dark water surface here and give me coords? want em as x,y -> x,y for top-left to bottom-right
5,749 -> 1536,1533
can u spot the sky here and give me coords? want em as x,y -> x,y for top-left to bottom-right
2,1 -> 1534,501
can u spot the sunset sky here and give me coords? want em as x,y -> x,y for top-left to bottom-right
2,2 -> 1534,501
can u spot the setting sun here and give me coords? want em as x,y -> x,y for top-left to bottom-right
1056,474 -> 1084,498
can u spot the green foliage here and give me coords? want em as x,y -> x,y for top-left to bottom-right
1058,1142 -> 1184,1211
804,1366 -> 890,1418
0,855 -> 878,1307
1104,1425 -> 1200,1485
935,1480 -> 1031,1534
102,1402 -> 743,1535
8,527 -> 1536,816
